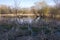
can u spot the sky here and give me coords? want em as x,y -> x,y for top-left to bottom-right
0,0 -> 55,8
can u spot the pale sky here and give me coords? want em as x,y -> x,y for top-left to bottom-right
0,0 -> 55,8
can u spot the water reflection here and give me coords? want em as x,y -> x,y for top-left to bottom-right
16,18 -> 34,24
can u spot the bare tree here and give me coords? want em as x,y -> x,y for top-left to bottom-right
13,0 -> 22,21
12,0 -> 22,32
53,0 -> 60,8
14,0 -> 22,16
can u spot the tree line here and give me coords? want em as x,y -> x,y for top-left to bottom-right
0,0 -> 60,19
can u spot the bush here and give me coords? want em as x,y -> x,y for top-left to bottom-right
0,23 -> 13,30
20,27 -> 28,30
